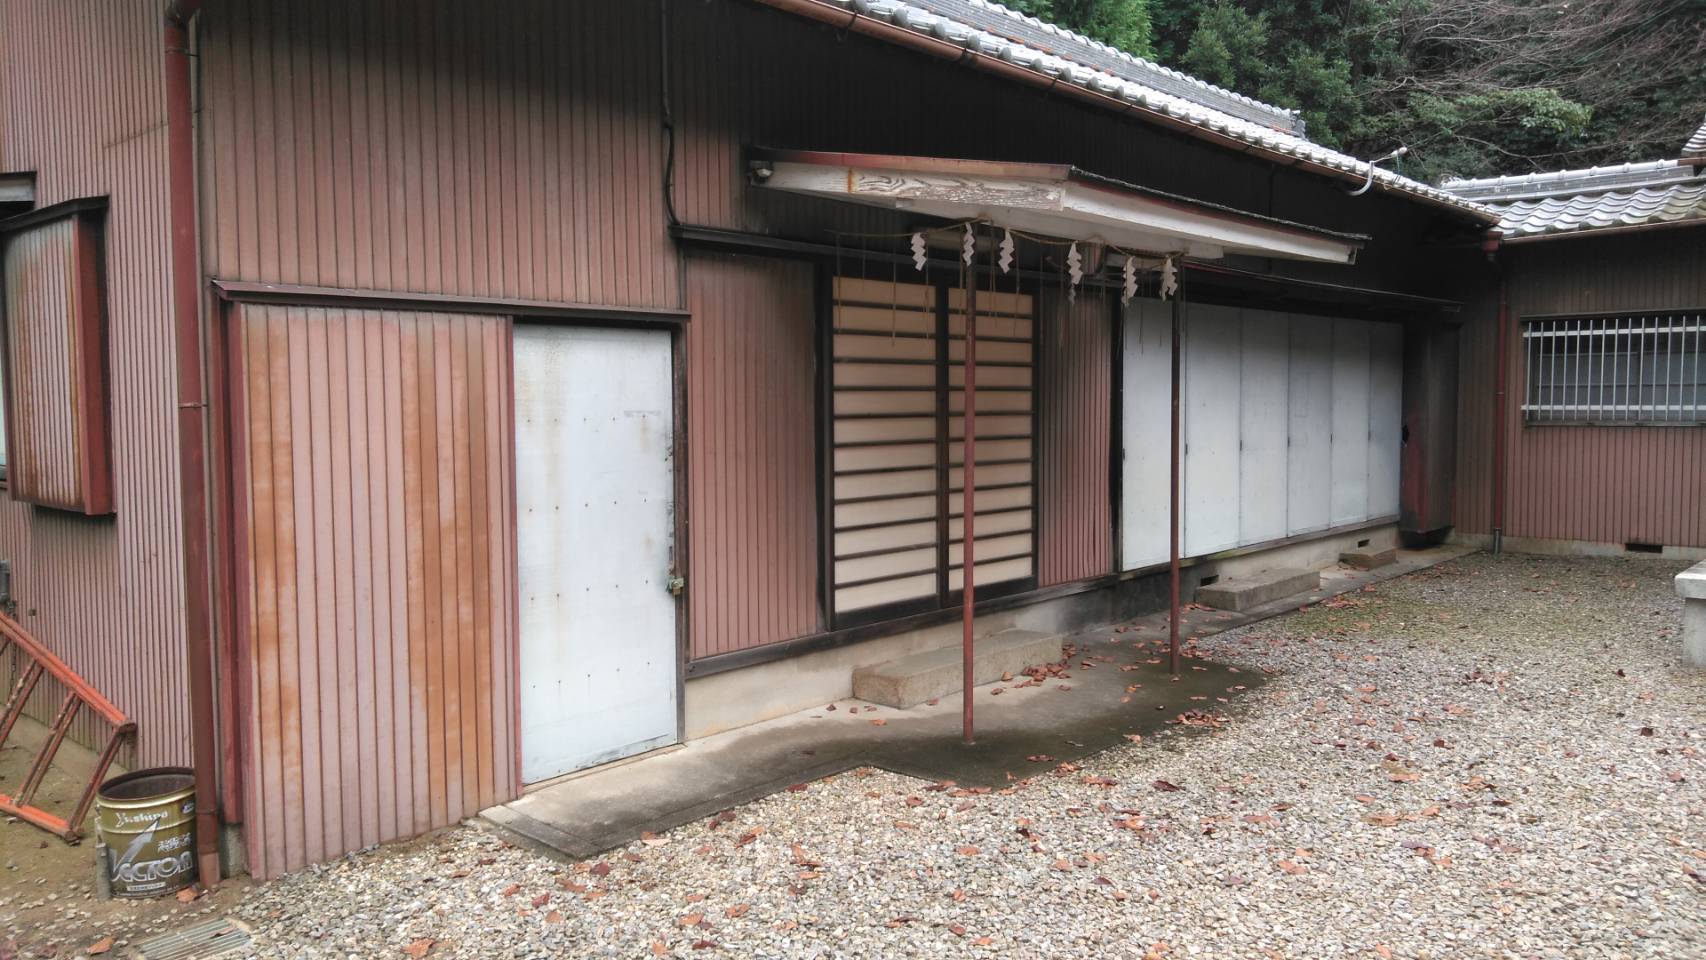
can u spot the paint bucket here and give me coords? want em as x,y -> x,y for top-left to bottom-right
94,767 -> 197,899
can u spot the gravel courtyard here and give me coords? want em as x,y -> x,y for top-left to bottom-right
237,553 -> 1705,959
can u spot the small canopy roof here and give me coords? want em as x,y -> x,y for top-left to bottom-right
751,151 -> 1366,264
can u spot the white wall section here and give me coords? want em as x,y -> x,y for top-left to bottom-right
1122,302 -> 1403,569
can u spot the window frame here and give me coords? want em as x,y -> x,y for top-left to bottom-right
1520,311 -> 1706,427
0,196 -> 115,514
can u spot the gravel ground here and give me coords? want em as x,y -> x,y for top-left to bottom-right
236,553 -> 1706,959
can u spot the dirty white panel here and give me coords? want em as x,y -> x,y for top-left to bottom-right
1330,318 -> 1372,526
1121,299 -> 1172,569
1238,309 -> 1290,545
1368,322 -> 1404,518
515,326 -> 678,783
1183,304 -> 1242,557
1286,314 -> 1334,535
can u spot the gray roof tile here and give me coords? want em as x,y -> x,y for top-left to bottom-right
1442,160 -> 1706,239
1685,114 -> 1706,157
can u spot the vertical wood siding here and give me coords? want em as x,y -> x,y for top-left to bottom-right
1455,234 -> 1706,547
685,255 -> 820,659
0,0 -> 185,766
1038,287 -> 1114,585
198,0 -> 677,310
231,304 -> 516,879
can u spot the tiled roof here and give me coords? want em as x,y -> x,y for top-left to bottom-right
1685,114 -> 1706,158
1441,160 -> 1706,240
808,0 -> 1499,222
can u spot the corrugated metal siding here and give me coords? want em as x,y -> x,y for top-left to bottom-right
1455,234 -> 1706,547
2,219 -> 84,507
0,0 -> 186,766
198,0 -> 677,309
1038,287 -> 1113,585
685,255 -> 820,659
231,304 -> 516,880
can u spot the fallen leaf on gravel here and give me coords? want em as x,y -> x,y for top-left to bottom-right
502,884 -> 521,897
532,893 -> 551,907
905,795 -> 924,807
1152,779 -> 1183,792
949,923 -> 968,936
86,938 -> 113,956
691,940 -> 719,951
546,910 -> 563,923
176,886 -> 201,903
403,940 -> 434,959
1124,733 -> 1143,743
735,826 -> 765,846
641,831 -> 670,846
591,861 -> 612,877
679,913 -> 705,927
652,942 -> 668,957
870,718 -> 887,726
956,845 -> 981,856
1375,945 -> 1393,959
725,904 -> 750,918
886,916 -> 917,928
1277,859 -> 1309,875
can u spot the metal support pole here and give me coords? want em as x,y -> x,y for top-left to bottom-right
1168,282 -> 1182,676
962,265 -> 978,745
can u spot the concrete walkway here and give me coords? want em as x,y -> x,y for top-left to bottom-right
481,543 -> 1475,859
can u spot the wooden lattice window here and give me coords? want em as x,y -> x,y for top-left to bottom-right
0,198 -> 113,514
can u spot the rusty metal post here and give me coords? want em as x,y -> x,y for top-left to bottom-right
1168,280 -> 1182,676
962,256 -> 978,745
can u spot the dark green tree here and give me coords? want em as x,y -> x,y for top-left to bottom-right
1005,0 -> 1155,58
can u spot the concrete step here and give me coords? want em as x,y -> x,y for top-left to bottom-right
1196,568 -> 1321,612
1340,547 -> 1397,570
852,630 -> 1064,708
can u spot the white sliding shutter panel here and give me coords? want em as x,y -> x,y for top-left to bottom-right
832,277 -> 941,614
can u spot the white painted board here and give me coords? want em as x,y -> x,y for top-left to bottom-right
1368,322 -> 1404,519
1121,299 -> 1172,569
1238,309 -> 1290,545
1330,318 -> 1371,526
515,326 -> 678,783
1286,314 -> 1334,535
1184,304 -> 1242,556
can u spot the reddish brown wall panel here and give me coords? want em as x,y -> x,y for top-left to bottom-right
685,254 -> 820,659
198,0 -> 677,310
1038,288 -> 1114,585
1455,233 -> 1706,547
232,304 -> 516,879
0,0 -> 186,766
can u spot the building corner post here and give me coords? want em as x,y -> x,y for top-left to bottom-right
164,0 -> 221,889
1486,238 -> 1507,555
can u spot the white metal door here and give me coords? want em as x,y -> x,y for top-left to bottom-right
514,326 -> 677,783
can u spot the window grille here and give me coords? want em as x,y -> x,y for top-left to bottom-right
1522,313 -> 1705,424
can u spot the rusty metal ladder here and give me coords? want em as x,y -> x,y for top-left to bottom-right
0,611 -> 134,841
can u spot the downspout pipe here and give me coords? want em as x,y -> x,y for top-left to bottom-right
1485,237 -> 1507,555
165,0 -> 222,888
